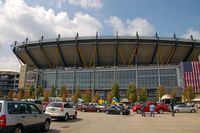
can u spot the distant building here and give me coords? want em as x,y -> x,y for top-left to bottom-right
0,71 -> 19,94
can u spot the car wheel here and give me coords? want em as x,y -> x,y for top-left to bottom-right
97,109 -> 100,113
191,109 -> 195,113
64,113 -> 69,121
158,109 -> 164,114
82,109 -> 85,112
73,112 -> 77,119
175,109 -> 179,113
136,109 -> 141,114
120,111 -> 123,115
13,125 -> 23,133
42,119 -> 50,132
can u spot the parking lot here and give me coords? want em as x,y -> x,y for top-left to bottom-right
31,111 -> 200,133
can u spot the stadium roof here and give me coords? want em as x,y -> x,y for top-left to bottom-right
11,33 -> 200,69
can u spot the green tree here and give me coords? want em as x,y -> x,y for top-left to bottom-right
83,90 -> 92,103
60,85 -> 66,97
8,90 -> 13,99
0,91 -> 3,98
94,91 -> 100,103
156,86 -> 166,100
182,86 -> 195,103
111,83 -> 120,100
73,93 -> 78,103
37,86 -> 44,98
171,88 -> 177,99
138,88 -> 147,102
50,85 -> 56,97
126,83 -> 137,103
29,85 -> 35,98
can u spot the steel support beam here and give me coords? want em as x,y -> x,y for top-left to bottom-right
75,33 -> 83,67
56,34 -> 67,67
151,32 -> 159,64
115,32 -> 118,66
24,45 -> 41,69
133,32 -> 139,64
183,35 -> 195,61
166,34 -> 178,64
39,36 -> 53,69
95,32 -> 99,66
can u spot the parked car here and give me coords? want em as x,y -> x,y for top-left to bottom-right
80,105 -> 104,112
0,99 -> 51,133
45,102 -> 77,121
22,99 -> 43,112
174,104 -> 196,113
132,101 -> 169,114
105,106 -> 130,115
42,102 -> 50,111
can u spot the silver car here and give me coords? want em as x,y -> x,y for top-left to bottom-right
174,104 -> 196,113
0,99 -> 51,133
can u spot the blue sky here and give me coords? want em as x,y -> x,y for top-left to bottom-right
25,0 -> 200,37
0,0 -> 200,71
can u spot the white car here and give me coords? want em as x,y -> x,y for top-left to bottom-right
45,102 -> 77,121
0,99 -> 51,133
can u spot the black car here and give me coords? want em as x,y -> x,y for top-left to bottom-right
105,106 -> 130,115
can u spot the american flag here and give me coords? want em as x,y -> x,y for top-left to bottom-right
183,61 -> 200,93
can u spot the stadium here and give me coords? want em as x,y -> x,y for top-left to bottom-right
11,33 -> 200,99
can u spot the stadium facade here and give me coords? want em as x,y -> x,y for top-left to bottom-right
12,33 -> 200,98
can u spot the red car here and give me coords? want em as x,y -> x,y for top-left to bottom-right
132,102 -> 169,114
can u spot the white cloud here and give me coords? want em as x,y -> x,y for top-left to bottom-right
107,16 -> 156,36
0,0 -> 103,71
183,28 -> 200,40
68,0 -> 103,10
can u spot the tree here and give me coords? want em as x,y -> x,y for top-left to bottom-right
107,91 -> 113,103
156,86 -> 166,100
50,85 -> 56,97
43,90 -> 49,102
171,88 -> 177,99
138,88 -> 147,102
126,83 -> 137,103
29,85 -> 35,98
37,86 -> 44,98
111,83 -> 120,100
8,90 -> 13,99
94,91 -> 100,103
182,86 -> 195,103
24,90 -> 30,99
62,91 -> 67,102
73,86 -> 81,103
60,85 -> 67,97
18,88 -> 25,100
83,90 -> 92,103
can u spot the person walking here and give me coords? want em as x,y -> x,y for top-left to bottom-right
170,102 -> 175,117
149,103 -> 155,117
141,102 -> 145,117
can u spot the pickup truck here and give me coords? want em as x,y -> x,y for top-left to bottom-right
132,102 -> 169,114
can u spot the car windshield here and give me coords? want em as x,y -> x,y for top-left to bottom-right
0,103 -> 2,112
49,103 -> 62,108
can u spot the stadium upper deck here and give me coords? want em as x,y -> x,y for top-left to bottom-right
12,33 -> 200,69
